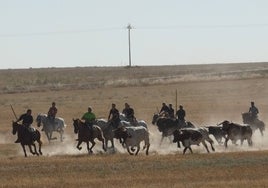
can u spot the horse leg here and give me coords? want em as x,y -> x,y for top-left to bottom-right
183,147 -> 188,154
59,129 -> 64,142
28,144 -> 36,155
89,140 -> 95,153
37,140 -> 42,155
97,135 -> 106,152
21,144 -> 27,157
32,143 -> 39,156
86,141 -> 92,154
76,141 -> 82,150
45,131 -> 51,143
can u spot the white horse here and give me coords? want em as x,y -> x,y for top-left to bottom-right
36,113 -> 66,142
95,119 -> 115,150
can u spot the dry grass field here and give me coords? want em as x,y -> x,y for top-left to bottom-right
1,62 -> 268,187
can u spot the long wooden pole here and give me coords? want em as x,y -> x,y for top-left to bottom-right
175,89 -> 178,111
10,104 -> 18,120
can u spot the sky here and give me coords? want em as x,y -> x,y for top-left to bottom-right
1,0 -> 268,69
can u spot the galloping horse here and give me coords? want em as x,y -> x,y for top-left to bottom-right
12,122 -> 42,157
152,113 -> 195,145
36,114 -> 66,142
242,112 -> 265,136
73,119 -> 106,154
96,119 -> 115,149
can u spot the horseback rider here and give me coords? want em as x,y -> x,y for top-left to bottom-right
168,104 -> 175,118
48,102 -> 57,125
176,105 -> 186,123
81,106 -> 96,135
108,103 -> 120,128
249,101 -> 259,121
159,103 -> 170,117
122,103 -> 136,124
15,109 -> 34,143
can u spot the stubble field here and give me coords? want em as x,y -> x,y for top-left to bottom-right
1,63 -> 268,187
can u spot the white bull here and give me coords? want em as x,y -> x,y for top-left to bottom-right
114,126 -> 150,155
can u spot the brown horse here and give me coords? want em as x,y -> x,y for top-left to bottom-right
72,119 -> 106,154
12,122 -> 42,157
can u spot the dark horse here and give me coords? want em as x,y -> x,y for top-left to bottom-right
152,113 -> 195,145
12,122 -> 42,157
242,112 -> 265,136
73,119 -> 106,154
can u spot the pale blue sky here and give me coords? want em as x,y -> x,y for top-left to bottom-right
1,0 -> 268,69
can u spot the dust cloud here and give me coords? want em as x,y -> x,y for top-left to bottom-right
7,122 -> 268,157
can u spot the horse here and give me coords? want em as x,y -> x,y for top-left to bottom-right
12,122 -> 42,157
36,113 -> 66,142
242,112 -> 265,136
72,119 -> 106,154
95,119 -> 115,149
152,113 -> 195,145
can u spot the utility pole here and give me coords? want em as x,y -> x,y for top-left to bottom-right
127,24 -> 132,67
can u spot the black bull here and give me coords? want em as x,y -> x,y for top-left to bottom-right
219,120 -> 253,148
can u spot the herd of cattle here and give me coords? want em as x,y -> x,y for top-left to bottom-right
12,112 -> 265,157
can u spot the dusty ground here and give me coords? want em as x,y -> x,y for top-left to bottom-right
1,63 -> 268,187
1,63 -> 268,156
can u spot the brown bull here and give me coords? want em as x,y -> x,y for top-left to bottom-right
219,120 -> 253,148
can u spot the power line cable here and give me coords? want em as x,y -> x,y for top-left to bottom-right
136,23 -> 268,30
0,27 -> 124,37
1,23 -> 268,37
